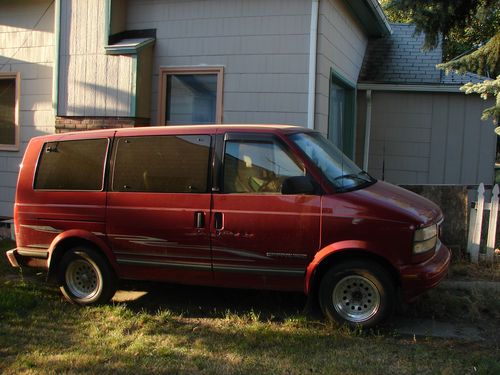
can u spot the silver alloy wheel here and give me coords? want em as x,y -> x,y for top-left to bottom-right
332,275 -> 381,323
65,258 -> 101,299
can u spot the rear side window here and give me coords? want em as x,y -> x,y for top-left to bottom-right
112,135 -> 211,193
35,139 -> 108,190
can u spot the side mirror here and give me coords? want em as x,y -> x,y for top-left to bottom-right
282,176 -> 315,195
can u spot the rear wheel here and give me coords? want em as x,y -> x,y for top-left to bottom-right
58,246 -> 117,305
319,260 -> 395,328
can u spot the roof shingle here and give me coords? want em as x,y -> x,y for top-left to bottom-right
359,23 -> 488,85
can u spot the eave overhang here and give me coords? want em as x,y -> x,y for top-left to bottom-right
343,0 -> 392,37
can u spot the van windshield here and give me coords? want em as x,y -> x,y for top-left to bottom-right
289,132 -> 375,192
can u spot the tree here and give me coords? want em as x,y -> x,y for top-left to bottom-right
382,0 -> 500,124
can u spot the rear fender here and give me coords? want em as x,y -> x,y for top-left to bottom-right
47,230 -> 119,276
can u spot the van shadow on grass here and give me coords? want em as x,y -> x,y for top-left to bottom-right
116,280 -> 310,322
2,258 -> 497,344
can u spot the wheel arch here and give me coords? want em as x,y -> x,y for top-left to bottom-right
305,244 -> 401,298
47,230 -> 118,281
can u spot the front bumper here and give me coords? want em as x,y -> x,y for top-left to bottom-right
399,241 -> 451,302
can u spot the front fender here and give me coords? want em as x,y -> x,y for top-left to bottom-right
304,240 -> 376,294
47,230 -> 119,273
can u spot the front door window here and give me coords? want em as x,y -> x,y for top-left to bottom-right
223,140 -> 305,194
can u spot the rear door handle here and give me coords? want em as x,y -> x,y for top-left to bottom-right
214,212 -> 224,230
194,211 -> 205,228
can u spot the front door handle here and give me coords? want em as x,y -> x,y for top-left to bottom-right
194,212 -> 205,228
214,212 -> 224,230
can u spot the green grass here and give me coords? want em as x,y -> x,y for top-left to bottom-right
1,238 -> 499,374
0,238 -> 15,273
449,260 -> 500,281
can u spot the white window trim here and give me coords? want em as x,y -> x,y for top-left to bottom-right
0,72 -> 20,151
157,66 -> 224,126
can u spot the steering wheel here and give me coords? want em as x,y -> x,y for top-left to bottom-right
257,178 -> 282,193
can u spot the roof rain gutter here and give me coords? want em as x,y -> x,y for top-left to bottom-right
307,0 -> 319,129
365,0 -> 392,35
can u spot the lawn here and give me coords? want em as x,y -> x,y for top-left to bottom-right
1,238 -> 499,374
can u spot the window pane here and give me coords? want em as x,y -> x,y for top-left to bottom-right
166,74 -> 217,124
328,83 -> 345,149
0,78 -> 16,145
35,139 -> 108,190
112,135 -> 211,193
223,140 -> 304,193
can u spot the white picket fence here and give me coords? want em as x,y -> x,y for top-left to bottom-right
467,183 -> 499,263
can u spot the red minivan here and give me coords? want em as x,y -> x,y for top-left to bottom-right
6,125 -> 450,327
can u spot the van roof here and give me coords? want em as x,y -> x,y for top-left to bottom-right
32,124 -> 315,141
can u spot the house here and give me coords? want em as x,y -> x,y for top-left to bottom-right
0,0 -> 496,219
356,23 -> 495,185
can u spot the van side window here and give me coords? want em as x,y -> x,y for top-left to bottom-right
112,135 -> 211,193
223,140 -> 305,193
34,139 -> 108,190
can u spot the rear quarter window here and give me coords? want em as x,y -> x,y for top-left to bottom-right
34,139 -> 109,190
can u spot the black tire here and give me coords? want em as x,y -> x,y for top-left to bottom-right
58,246 -> 117,305
318,259 -> 395,328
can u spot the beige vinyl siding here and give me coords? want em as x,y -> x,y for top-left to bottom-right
126,0 -> 311,126
0,0 -> 55,217
360,91 -> 496,185
315,0 -> 369,135
58,0 -> 134,117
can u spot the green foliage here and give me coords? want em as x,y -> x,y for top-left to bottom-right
438,32 -> 500,77
383,0 -> 500,74
379,0 -> 414,23
461,76 -> 500,123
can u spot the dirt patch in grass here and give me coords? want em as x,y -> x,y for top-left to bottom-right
1,238 -> 499,374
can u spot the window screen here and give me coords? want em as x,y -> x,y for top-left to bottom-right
112,135 -> 211,193
223,140 -> 304,193
35,139 -> 108,190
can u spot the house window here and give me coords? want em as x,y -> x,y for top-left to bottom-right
158,67 -> 224,125
328,70 -> 356,159
0,73 -> 20,151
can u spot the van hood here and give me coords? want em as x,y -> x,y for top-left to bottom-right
331,181 -> 442,227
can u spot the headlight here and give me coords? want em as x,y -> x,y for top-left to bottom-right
413,224 -> 437,254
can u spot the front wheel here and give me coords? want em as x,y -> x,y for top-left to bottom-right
319,260 -> 395,328
58,246 -> 117,305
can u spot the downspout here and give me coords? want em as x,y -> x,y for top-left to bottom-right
307,0 -> 319,129
52,0 -> 61,116
363,90 -> 372,171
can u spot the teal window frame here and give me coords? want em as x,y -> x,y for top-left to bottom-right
327,68 -> 357,159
